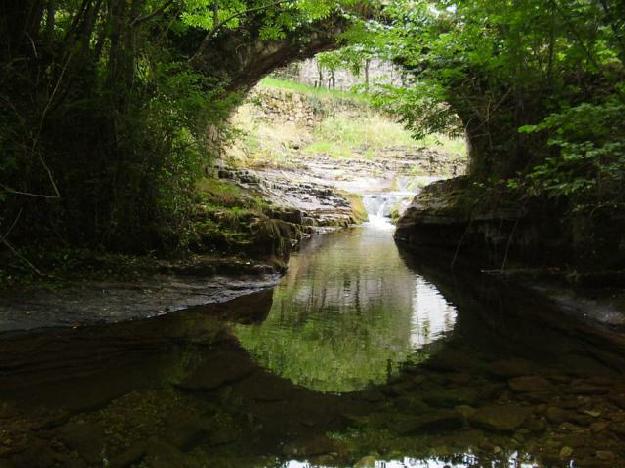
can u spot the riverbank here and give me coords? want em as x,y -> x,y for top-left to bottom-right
0,167 -> 362,331
395,176 -> 625,329
0,79 -> 463,332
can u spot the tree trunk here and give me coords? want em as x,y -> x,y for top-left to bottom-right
317,63 -> 324,88
45,0 -> 56,37
0,0 -> 45,61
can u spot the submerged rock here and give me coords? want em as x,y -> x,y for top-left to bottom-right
596,450 -> 615,461
546,407 -> 571,425
508,376 -> 552,393
355,389 -> 386,403
423,348 -> 477,372
609,393 -> 625,410
394,410 -> 465,434
164,416 -> 210,452
394,395 -> 430,413
143,439 -> 188,468
58,420 -> 105,465
559,446 -> 574,459
543,406 -> 591,427
174,352 -> 256,391
469,404 -> 531,432
283,434 -> 340,458
109,443 -> 146,468
421,388 -> 482,408
354,455 -> 377,468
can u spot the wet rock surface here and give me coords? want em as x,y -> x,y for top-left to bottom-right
468,404 -> 531,432
0,258 -> 281,332
219,166 -> 359,229
218,149 -> 457,232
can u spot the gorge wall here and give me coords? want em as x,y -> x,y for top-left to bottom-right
395,177 -> 625,277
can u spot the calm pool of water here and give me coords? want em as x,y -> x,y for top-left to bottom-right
235,224 -> 457,392
0,222 -> 624,467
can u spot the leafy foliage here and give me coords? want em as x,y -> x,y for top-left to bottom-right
0,0 -> 359,254
3,0 -> 624,258
342,0 -> 625,218
519,94 -> 625,212
179,0 -> 343,39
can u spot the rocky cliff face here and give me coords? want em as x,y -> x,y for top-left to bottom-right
395,177 -> 625,273
394,177 -> 529,267
246,87 -> 362,128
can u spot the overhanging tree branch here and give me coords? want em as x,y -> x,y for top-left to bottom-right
130,0 -> 175,27
190,0 -> 296,63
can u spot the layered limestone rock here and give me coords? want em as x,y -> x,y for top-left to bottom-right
247,87 -> 361,128
395,176 -> 625,273
395,177 -> 566,268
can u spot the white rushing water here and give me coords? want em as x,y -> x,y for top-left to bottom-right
362,191 -> 414,230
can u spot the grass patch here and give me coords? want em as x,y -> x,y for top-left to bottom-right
304,140 -> 352,158
302,114 -> 466,160
196,178 -> 268,211
232,78 -> 467,174
259,77 -> 370,105
413,133 -> 467,158
313,115 -> 416,149
228,104 -> 308,169
258,79 -> 466,158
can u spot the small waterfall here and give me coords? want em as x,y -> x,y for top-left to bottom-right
367,195 -> 392,229
363,192 -> 414,230
375,199 -> 387,217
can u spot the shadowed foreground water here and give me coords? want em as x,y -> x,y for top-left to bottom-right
0,224 -> 625,467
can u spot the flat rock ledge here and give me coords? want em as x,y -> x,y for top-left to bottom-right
0,259 -> 281,333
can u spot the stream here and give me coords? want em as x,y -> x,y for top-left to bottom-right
234,209 -> 456,393
1,205 -> 625,467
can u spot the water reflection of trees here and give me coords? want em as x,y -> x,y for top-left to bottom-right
236,228 -> 457,392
